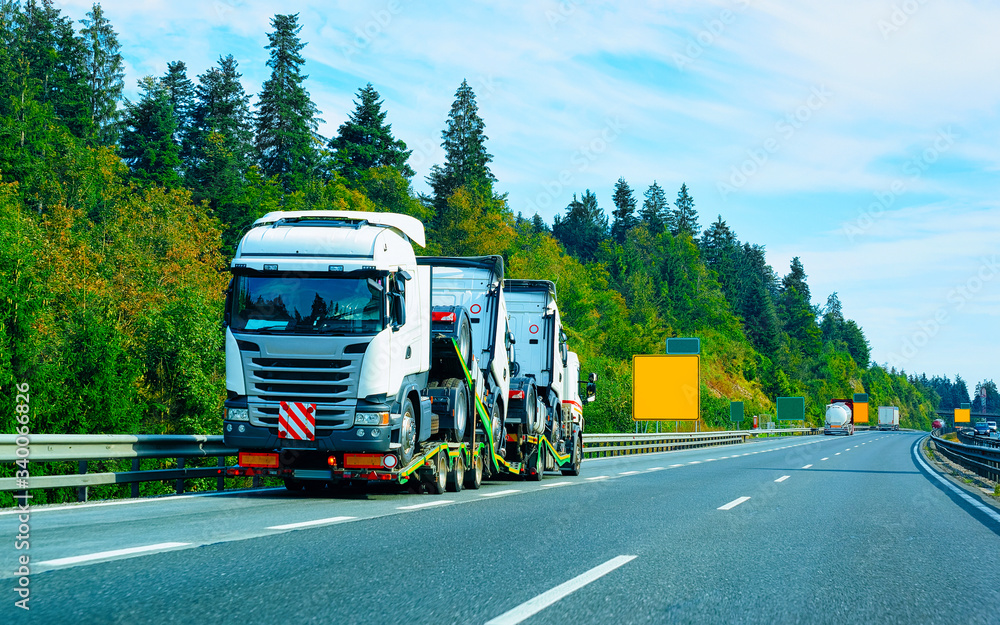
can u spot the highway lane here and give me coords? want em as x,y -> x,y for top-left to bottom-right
5,431 -> 1000,624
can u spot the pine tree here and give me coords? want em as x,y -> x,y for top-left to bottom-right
188,55 -> 253,219
700,215 -> 737,271
673,183 -> 699,238
79,2 -> 124,146
820,292 -> 844,343
610,177 -> 636,244
120,76 -> 182,188
329,83 -> 413,182
15,0 -> 90,138
640,181 -> 667,235
779,257 -> 822,358
426,79 -> 496,205
552,190 -> 608,262
161,60 -> 195,163
254,13 -> 322,191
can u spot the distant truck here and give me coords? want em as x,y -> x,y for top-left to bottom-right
877,406 -> 900,431
824,399 -> 855,436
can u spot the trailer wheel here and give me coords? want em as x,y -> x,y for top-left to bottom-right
561,432 -> 582,476
424,449 -> 448,495
446,453 -> 464,492
464,449 -> 483,490
525,445 -> 544,481
283,479 -> 304,492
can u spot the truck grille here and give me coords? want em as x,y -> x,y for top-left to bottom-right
237,336 -> 368,433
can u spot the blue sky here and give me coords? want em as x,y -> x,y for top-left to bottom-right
58,0 -> 1000,391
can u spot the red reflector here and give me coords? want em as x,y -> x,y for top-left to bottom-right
239,452 -> 279,469
509,390 -> 525,400
505,433 -> 519,442
432,311 -> 456,323
344,453 -> 384,469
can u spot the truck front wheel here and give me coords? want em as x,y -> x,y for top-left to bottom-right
399,398 -> 417,465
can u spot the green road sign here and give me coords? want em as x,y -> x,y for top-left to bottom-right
730,401 -> 744,423
853,393 -> 868,403
776,396 -> 805,421
665,337 -> 700,355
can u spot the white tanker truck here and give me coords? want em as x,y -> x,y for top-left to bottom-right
824,399 -> 855,436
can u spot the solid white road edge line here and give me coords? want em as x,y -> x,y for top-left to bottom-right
718,496 -> 751,510
912,437 -> 1000,525
37,542 -> 191,569
268,516 -> 356,530
485,555 -> 637,625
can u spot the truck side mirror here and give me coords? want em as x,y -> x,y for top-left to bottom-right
588,372 -> 598,383
506,331 -> 516,346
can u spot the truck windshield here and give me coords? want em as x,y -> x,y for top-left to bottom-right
231,275 -> 384,334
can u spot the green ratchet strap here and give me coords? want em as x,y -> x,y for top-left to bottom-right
452,338 -> 503,473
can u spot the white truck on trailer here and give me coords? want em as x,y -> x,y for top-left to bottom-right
504,280 -> 595,478
416,255 -> 513,476
223,211 -> 498,493
877,406 -> 900,431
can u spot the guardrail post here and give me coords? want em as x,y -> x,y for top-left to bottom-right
175,457 -> 185,494
217,456 -> 225,491
131,458 -> 140,498
77,460 -> 88,502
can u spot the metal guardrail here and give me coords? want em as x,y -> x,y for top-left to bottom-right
929,431 -> 1000,482
1,427 -> 822,501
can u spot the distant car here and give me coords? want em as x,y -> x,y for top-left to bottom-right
932,419 -> 944,429
972,422 -> 990,436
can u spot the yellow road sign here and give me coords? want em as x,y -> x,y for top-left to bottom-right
854,402 -> 869,424
954,407 -> 971,423
632,355 -> 700,421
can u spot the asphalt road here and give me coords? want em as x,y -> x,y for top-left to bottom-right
3,431 -> 999,624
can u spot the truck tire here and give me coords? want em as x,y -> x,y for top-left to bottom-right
283,478 -> 304,492
561,432 -> 582,476
489,400 -> 504,460
525,445 -> 544,481
399,398 -> 417,465
446,378 -> 468,442
464,448 -> 483,490
524,385 -> 538,434
424,449 -> 448,495
457,317 -> 472,367
446,453 -> 464,492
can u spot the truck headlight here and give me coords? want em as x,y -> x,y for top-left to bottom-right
355,412 -> 389,426
227,408 -> 249,422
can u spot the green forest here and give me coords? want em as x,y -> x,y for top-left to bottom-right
2,1 -> 996,458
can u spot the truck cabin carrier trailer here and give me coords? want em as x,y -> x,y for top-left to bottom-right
222,211 -> 593,492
